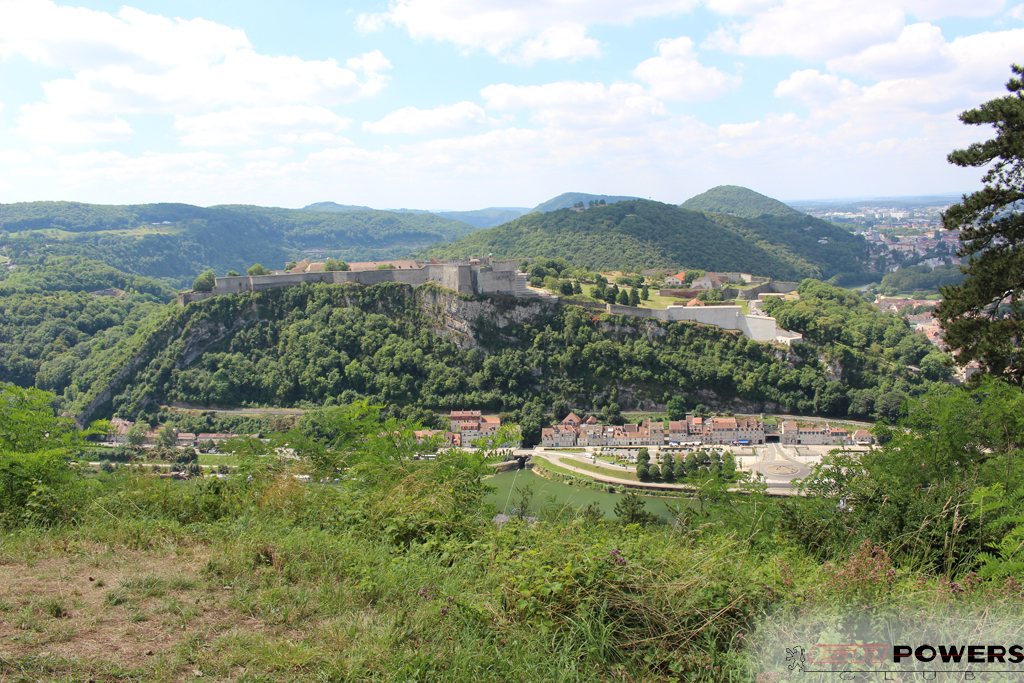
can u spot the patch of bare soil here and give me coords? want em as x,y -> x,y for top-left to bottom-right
0,541 -> 276,677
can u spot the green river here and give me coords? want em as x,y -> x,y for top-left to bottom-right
485,469 -> 683,520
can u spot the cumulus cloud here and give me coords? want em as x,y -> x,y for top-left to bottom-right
482,81 -> 669,128
381,0 -> 696,63
0,149 -> 33,164
364,102 -> 499,134
774,70 -> 860,106
898,0 -> 1005,21
0,0 -> 390,144
633,37 -> 740,100
174,106 -> 352,146
827,23 -> 953,79
705,0 -> 906,61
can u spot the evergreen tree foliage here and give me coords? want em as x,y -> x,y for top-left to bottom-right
936,64 -> 1024,386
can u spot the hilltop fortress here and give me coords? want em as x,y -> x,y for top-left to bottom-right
178,257 -> 801,345
179,257 -> 529,304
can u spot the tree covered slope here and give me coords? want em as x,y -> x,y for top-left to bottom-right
422,199 -> 869,281
680,185 -> 803,218
0,201 -> 478,288
58,280 -> 940,434
532,192 -> 640,213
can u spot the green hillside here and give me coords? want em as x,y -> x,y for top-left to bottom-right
58,280 -> 937,430
532,192 -> 639,213
680,185 -> 803,218
0,201 -> 477,288
436,207 -> 529,229
422,199 -> 869,281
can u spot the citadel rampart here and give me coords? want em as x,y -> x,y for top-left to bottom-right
178,260 -> 800,344
179,261 -> 526,305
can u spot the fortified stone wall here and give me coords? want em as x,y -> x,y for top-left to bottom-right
478,268 -> 520,295
178,265 -> 797,344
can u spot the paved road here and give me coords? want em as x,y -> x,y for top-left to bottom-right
746,442 -> 810,491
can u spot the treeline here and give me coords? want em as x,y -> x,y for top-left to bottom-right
55,280 -> 943,442
423,199 -> 869,282
763,280 -> 955,417
0,258 -> 173,393
880,264 -> 964,293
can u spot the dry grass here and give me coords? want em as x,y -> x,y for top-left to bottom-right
0,539 -> 293,679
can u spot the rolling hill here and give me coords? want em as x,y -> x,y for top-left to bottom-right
421,199 -> 870,281
0,201 -> 478,288
531,192 -> 640,213
680,185 -> 803,219
304,202 -> 527,229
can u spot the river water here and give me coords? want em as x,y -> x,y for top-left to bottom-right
485,469 -> 683,520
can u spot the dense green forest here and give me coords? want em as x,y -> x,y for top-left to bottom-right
879,263 -> 965,293
762,280 -> 954,415
49,279 -> 941,442
423,199 -> 870,281
0,201 -> 478,288
679,185 -> 803,218
0,258 -> 174,393
306,202 -> 530,230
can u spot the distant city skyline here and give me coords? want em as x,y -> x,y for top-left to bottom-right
0,0 -> 1019,209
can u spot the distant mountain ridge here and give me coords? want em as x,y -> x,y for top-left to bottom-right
681,186 -> 803,219
531,192 -> 640,213
303,201 -> 374,212
422,198 -> 870,282
0,201 -> 477,288
302,202 -> 528,229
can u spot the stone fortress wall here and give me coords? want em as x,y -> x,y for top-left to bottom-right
178,258 -> 800,344
178,257 -> 529,306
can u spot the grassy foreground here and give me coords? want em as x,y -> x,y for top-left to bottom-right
2,469 -> 1023,683
3,382 -> 1024,681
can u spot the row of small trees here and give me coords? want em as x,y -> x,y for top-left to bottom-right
590,282 -> 650,305
634,447 -> 736,483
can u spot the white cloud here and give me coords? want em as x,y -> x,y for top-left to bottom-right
703,0 -> 775,14
827,23 -> 953,79
364,101 -> 498,134
16,102 -> 134,143
633,37 -> 740,100
705,0 -> 906,61
516,24 -> 602,63
898,0 -> 1004,21
239,147 -> 293,160
774,70 -> 860,106
0,0 -> 249,69
52,150 -> 228,188
482,81 -> 669,128
0,149 -> 32,164
356,12 -> 387,33
1010,3 -> 1024,19
382,0 -> 696,63
174,106 -> 351,146
0,1 -> 390,144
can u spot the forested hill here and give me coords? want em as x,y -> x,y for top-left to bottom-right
57,279 -> 941,437
532,192 -> 640,213
680,185 -> 803,218
0,201 -> 478,288
421,199 -> 870,281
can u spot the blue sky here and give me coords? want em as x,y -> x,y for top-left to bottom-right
1,0 -> 1022,210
